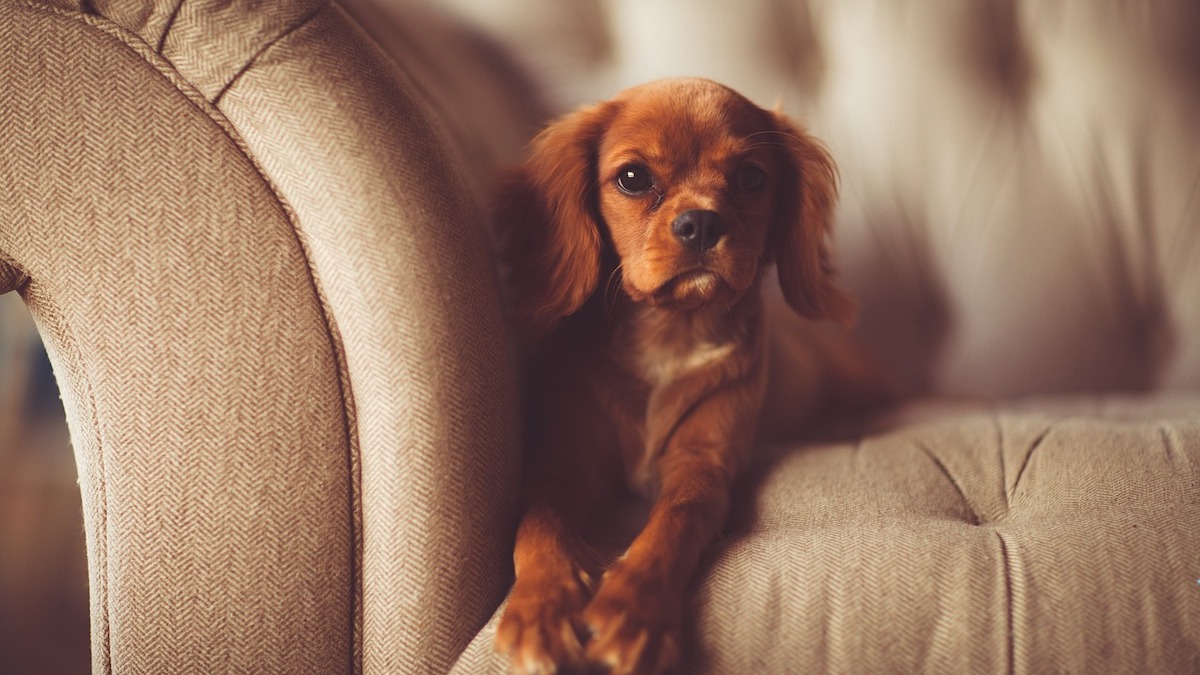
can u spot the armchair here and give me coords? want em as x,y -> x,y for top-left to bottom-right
2,0 -> 1197,673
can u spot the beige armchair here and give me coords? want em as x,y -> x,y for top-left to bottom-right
2,0 -> 536,671
2,0 -> 1197,673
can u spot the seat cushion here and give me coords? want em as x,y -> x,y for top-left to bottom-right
452,394 -> 1200,673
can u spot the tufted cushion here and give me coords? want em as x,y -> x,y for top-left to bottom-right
812,2 -> 1200,397
685,396 -> 1200,673
452,395 -> 1200,673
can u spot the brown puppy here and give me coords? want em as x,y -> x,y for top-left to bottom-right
493,78 -> 872,674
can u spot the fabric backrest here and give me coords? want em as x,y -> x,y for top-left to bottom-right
438,0 -> 1200,397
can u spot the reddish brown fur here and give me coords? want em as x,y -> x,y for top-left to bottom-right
492,78 -> 876,675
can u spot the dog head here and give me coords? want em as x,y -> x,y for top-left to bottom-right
496,77 -> 855,335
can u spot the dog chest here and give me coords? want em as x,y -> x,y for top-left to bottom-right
638,339 -> 736,388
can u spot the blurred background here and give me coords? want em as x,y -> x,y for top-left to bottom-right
0,296 -> 89,674
3,0 -> 1199,672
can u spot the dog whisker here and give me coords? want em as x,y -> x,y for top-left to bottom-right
743,141 -> 791,153
744,129 -> 805,144
604,262 -> 626,321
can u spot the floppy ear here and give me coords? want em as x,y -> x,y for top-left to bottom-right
770,113 -> 857,326
493,102 -> 619,336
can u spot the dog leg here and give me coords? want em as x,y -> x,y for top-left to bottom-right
583,387 -> 754,675
497,499 -> 596,674
497,395 -> 623,674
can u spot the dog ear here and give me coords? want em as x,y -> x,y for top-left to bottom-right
494,102 -> 619,336
769,113 -> 857,326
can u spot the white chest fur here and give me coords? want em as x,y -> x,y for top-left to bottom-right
623,303 -> 743,389
638,338 -> 736,388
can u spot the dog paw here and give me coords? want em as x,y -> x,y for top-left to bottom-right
496,569 -> 594,674
582,567 -> 681,675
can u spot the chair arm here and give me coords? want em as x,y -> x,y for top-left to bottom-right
0,2 -> 520,672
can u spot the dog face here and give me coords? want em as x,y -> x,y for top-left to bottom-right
595,82 -> 778,310
496,78 -> 855,333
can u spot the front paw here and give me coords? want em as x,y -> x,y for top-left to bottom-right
496,569 -> 594,674
582,566 -> 681,675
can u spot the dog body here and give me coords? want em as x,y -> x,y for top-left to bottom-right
533,263 -> 766,494
493,78 -> 866,674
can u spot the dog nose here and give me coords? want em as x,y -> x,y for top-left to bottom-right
672,210 -> 726,252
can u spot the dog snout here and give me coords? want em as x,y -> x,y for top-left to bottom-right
671,210 -> 726,252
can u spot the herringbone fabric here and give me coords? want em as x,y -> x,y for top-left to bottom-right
0,2 -> 354,672
87,0 -> 324,102
3,0 -> 526,672
210,4 -> 522,672
454,395 -> 1200,673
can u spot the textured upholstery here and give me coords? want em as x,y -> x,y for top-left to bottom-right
3,0 -> 1199,673
1,0 -> 528,672
0,4 -> 352,671
455,395 -> 1200,674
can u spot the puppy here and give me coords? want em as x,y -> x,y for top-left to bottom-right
493,78 -> 876,675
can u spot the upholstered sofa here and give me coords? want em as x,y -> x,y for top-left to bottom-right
1,0 -> 1197,673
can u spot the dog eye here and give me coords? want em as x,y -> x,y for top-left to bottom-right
737,166 -> 767,192
616,164 -> 654,195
